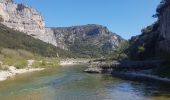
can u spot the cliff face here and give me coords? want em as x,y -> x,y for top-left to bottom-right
0,0 -> 57,46
52,24 -> 124,50
0,0 -> 124,54
0,0 -> 45,35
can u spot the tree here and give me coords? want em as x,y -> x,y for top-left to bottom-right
114,41 -> 129,60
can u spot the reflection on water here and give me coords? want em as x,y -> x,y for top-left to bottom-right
0,65 -> 170,100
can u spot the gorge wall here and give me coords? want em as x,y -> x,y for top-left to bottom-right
0,0 -> 57,46
0,0 -> 124,52
129,0 -> 170,60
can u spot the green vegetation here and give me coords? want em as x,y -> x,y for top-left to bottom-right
110,41 -> 129,60
128,22 -> 159,60
0,23 -> 114,59
0,24 -> 71,58
138,45 -> 145,53
69,39 -> 115,58
32,58 -> 60,68
0,48 -> 60,69
0,48 -> 30,69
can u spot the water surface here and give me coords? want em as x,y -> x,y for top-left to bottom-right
0,65 -> 170,100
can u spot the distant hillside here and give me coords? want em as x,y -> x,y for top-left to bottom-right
0,24 -> 71,58
52,24 -> 125,58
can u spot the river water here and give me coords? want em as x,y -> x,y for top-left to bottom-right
0,64 -> 170,100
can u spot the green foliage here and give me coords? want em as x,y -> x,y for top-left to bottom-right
69,39 -> 103,58
138,45 -> 145,53
0,24 -> 120,58
15,60 -> 28,69
112,41 -> 129,60
0,48 -> 30,68
0,24 -> 71,58
17,49 -> 34,59
32,58 -> 60,68
68,39 -> 122,58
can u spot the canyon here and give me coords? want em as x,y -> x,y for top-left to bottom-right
0,0 -> 124,51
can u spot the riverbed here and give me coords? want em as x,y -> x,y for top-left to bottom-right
0,64 -> 170,100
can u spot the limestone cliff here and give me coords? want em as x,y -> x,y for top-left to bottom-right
0,0 -> 57,46
52,24 -> 124,50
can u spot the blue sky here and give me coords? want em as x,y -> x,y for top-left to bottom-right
15,0 -> 161,39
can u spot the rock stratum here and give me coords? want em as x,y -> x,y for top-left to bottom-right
0,0 -> 124,52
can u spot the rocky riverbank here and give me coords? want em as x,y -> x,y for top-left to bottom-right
0,58 -> 90,82
60,59 -> 90,66
85,60 -> 162,73
84,60 -> 170,84
0,66 -> 44,81
0,59 -> 44,81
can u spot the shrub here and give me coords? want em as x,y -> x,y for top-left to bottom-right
32,58 -> 60,68
17,49 -> 34,59
113,41 -> 129,60
32,61 -> 42,68
1,48 -> 20,59
0,48 -> 31,69
15,60 -> 28,69
2,57 -> 16,66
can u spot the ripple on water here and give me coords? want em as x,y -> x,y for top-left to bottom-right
0,65 -> 170,100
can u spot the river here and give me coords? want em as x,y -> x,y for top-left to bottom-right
0,64 -> 169,100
